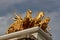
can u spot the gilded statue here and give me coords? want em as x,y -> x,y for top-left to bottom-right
6,9 -> 51,34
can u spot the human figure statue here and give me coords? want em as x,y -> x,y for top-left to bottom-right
29,11 -> 45,27
39,17 -> 51,32
23,9 -> 32,29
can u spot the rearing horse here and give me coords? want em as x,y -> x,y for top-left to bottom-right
6,13 -> 23,34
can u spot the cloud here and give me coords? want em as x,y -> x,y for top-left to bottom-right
0,13 -> 13,35
0,0 -> 27,16
0,17 -> 9,35
0,0 -> 26,9
0,0 -> 60,16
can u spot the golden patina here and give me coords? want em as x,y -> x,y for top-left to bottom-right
6,9 -> 51,34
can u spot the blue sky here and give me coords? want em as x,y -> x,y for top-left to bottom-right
0,0 -> 60,40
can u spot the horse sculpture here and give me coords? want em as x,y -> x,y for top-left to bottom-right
6,13 -> 23,34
